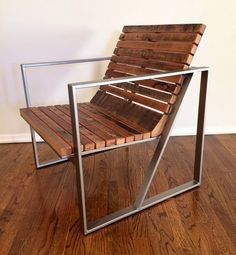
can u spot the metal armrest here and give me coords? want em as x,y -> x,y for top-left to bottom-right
21,56 -> 111,107
68,66 -> 209,90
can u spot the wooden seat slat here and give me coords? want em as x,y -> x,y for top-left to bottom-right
20,108 -> 73,156
86,102 -> 151,139
80,104 -> 135,144
44,106 -> 95,151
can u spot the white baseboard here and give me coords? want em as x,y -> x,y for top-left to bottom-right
0,127 -> 235,144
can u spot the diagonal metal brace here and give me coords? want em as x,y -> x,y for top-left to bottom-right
68,69 -> 209,235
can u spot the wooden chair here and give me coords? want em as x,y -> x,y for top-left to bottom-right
20,24 -> 209,234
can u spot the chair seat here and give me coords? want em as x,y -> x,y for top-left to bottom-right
20,103 -> 156,158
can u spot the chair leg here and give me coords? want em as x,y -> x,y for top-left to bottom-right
70,72 -> 208,235
30,128 -> 69,169
194,71 -> 208,183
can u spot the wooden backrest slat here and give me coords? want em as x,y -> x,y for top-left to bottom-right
119,32 -> 202,44
116,41 -> 197,55
105,69 -> 178,93
114,48 -> 193,65
122,24 -> 206,34
107,62 -> 183,84
111,55 -> 188,71
101,85 -> 169,113
91,91 -> 162,131
91,24 -> 205,133
115,82 -> 172,102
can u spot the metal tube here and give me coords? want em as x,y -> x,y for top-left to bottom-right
86,180 -> 199,234
68,86 -> 88,233
22,57 -> 111,68
194,71 -> 209,183
134,74 -> 193,209
21,57 -> 111,169
68,68 -> 209,234
69,66 -> 209,89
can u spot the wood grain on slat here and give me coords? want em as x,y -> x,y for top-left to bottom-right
20,108 -> 73,156
78,105 -> 135,143
105,69 -> 178,93
119,32 -> 202,44
115,82 -> 172,102
114,48 -> 193,65
107,62 -> 184,84
123,24 -> 206,35
101,85 -> 169,113
59,104 -> 142,143
91,91 -> 162,133
117,41 -> 197,55
44,106 -> 95,151
111,55 -> 188,71
30,107 -> 74,148
86,102 -> 151,139
53,105 -> 106,149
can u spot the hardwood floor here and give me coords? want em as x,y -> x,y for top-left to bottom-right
0,135 -> 235,254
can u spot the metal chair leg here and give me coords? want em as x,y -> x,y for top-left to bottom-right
69,71 -> 208,235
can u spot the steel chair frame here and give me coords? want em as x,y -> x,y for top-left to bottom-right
21,58 -> 209,235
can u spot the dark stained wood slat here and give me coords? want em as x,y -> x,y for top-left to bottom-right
101,85 -> 170,113
135,78 -> 179,93
117,41 -> 197,55
81,103 -> 144,141
105,69 -> 178,93
60,105 -> 117,147
111,55 -> 188,71
90,91 -> 162,133
52,105 -> 106,149
20,108 -> 72,156
57,104 -> 136,143
123,24 -> 206,35
80,116 -> 116,147
78,105 -> 136,143
45,106 -> 95,151
79,112 -> 126,145
114,48 -> 193,65
115,82 -> 172,102
30,107 -> 74,148
119,32 -> 202,44
107,62 -> 184,84
86,102 -> 152,139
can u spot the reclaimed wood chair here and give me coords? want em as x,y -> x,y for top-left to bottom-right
20,24 -> 209,234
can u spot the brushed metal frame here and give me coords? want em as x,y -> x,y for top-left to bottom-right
21,57 -> 111,168
68,66 -> 209,234
21,57 -> 209,234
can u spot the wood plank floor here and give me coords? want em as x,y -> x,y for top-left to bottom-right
0,135 -> 235,255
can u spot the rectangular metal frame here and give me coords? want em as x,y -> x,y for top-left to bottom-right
21,57 -> 111,168
21,58 -> 209,235
68,66 -> 209,234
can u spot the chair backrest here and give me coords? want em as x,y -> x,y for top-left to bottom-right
91,24 -> 206,136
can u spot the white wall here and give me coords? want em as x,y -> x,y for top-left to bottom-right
0,0 -> 236,143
